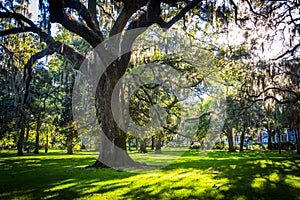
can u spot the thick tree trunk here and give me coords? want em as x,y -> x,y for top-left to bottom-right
91,73 -> 139,168
34,117 -> 42,154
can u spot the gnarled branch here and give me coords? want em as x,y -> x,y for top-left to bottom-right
0,11 -> 85,68
64,0 -> 104,41
157,0 -> 201,29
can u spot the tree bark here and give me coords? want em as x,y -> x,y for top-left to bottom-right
226,126 -> 236,152
239,131 -> 245,152
239,121 -> 247,152
66,134 -> 73,154
17,119 -> 25,156
155,138 -> 162,154
151,136 -> 155,150
92,72 -> 139,168
34,117 -> 42,154
88,0 -> 99,28
135,138 -> 139,150
296,129 -> 300,154
267,130 -> 272,150
278,132 -> 282,154
128,139 -> 131,151
45,134 -> 49,153
140,139 -> 147,153
25,124 -> 30,143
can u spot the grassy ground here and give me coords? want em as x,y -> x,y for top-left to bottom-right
0,149 -> 300,200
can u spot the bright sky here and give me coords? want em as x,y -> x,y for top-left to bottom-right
28,1 -> 38,22
28,1 -> 59,35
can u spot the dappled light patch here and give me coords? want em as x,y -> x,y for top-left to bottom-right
268,172 -> 280,183
251,177 -> 268,189
285,175 -> 300,189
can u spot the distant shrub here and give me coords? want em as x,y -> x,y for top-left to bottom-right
24,141 -> 35,149
271,142 -> 296,150
247,143 -> 264,150
189,144 -> 201,150
213,141 -> 225,150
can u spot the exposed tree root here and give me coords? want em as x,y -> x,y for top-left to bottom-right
85,159 -> 162,171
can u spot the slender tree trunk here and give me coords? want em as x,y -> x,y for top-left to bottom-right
45,134 -> 49,153
226,126 -> 235,152
140,139 -> 147,153
66,134 -> 73,154
25,124 -> 30,143
155,138 -> 162,154
239,131 -> 245,152
34,117 -> 42,154
227,133 -> 235,152
17,118 -> 25,156
135,138 -> 139,150
278,132 -> 282,154
296,129 -> 300,154
267,130 -> 272,150
239,121 -> 248,151
151,136 -> 155,150
128,139 -> 131,151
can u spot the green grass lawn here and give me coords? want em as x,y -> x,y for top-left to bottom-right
0,149 -> 300,200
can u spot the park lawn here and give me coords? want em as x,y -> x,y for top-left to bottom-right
0,149 -> 300,200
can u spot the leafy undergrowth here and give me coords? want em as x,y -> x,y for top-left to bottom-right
0,149 -> 300,200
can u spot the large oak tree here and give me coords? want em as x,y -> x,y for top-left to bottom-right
1,0 -> 300,166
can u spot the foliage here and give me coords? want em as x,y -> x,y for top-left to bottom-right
212,140 -> 225,150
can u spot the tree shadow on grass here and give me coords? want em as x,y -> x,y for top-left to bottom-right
120,151 -> 300,200
0,151 -> 136,199
0,150 -> 299,199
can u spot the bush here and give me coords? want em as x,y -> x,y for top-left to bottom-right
24,141 -> 35,149
213,141 -> 225,150
247,143 -> 264,150
271,142 -> 296,150
189,144 -> 201,150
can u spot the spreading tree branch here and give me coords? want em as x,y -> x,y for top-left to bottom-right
110,0 -> 147,37
23,46 -> 57,104
0,11 -> 85,69
272,43 -> 300,60
157,0 -> 201,29
64,0 -> 104,41
0,27 -> 33,35
48,0 -> 102,47
243,86 -> 300,104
